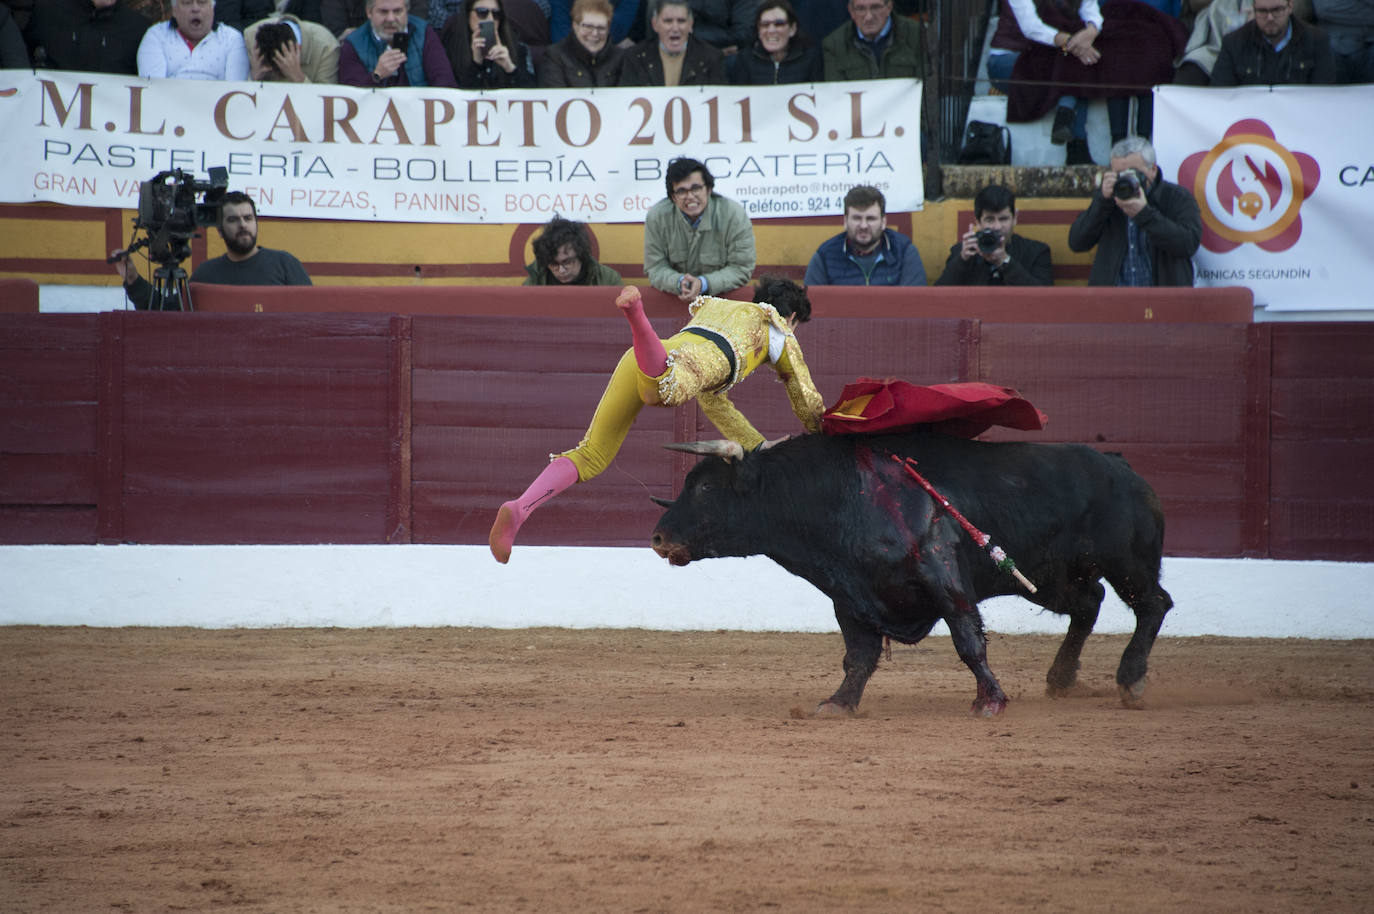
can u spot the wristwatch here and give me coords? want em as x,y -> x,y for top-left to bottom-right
371,69 -> 384,84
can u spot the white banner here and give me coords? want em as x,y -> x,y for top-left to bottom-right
0,70 -> 922,225
1154,84 -> 1374,312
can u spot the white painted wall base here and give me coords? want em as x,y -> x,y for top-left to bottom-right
1,545 -> 1369,638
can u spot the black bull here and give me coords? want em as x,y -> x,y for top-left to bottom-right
650,431 -> 1174,716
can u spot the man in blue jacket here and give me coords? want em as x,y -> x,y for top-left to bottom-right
804,185 -> 927,286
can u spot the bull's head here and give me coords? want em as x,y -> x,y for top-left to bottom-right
651,440 -> 746,509
651,440 -> 753,566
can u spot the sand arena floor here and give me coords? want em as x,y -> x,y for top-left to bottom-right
2,626 -> 1372,912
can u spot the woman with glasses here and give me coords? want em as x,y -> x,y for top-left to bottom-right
539,0 -> 624,85
523,217 -> 624,285
729,0 -> 823,84
487,276 -> 825,564
441,0 -> 535,87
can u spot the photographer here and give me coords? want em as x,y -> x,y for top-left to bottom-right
935,184 -> 1053,287
1068,136 -> 1203,288
112,191 -> 312,310
244,13 -> 341,82
337,0 -> 457,87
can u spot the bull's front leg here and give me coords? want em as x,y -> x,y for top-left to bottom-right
943,603 -> 1008,717
816,606 -> 883,717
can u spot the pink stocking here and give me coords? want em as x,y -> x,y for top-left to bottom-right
617,286 -> 667,377
489,456 -> 580,564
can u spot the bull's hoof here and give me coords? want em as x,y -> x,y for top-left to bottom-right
1045,681 -> 1075,699
971,697 -> 1007,717
1118,679 -> 1147,710
812,700 -> 856,718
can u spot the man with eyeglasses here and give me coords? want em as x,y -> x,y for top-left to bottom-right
524,216 -> 624,286
136,0 -> 251,80
821,0 -> 924,81
338,0 -> 456,87
1211,0 -> 1337,84
643,157 -> 756,303
620,0 -> 727,86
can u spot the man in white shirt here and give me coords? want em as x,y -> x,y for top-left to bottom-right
137,0 -> 251,80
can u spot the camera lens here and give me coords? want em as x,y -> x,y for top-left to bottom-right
976,228 -> 1001,254
1113,170 -> 1142,200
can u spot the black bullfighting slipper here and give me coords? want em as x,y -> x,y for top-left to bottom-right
1066,138 -> 1094,165
1050,106 -> 1074,145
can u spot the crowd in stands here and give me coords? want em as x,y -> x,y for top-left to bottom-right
4,0 -> 1368,164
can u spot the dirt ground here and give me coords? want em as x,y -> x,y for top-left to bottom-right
2,626 -> 1372,913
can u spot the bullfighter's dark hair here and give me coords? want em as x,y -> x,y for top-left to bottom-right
753,275 -> 811,324
843,184 -> 886,216
665,157 -> 714,199
531,216 -> 593,278
974,184 -> 1017,219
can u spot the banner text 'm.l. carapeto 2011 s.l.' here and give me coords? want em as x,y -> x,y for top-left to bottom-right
1,69 -> 923,225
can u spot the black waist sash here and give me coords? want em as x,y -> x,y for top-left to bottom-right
682,326 -> 738,387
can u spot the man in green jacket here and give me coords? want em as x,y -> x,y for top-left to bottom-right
643,157 -> 756,303
822,0 -> 925,81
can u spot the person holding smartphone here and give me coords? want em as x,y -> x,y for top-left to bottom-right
338,0 -> 457,87
441,0 -> 535,88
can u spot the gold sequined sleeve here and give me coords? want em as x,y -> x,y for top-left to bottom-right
775,334 -> 825,433
696,388 -> 766,451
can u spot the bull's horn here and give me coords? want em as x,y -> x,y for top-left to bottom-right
650,495 -> 674,509
663,440 -> 746,461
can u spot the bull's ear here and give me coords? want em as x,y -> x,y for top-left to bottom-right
663,440 -> 746,462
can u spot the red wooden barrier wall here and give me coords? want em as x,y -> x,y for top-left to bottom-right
2,311 -> 1371,560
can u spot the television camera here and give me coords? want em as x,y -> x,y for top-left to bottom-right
110,166 -> 229,311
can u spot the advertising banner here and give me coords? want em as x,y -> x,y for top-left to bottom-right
0,70 -> 923,225
1154,84 -> 1374,312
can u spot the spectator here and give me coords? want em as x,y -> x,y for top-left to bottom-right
442,0 -> 536,87
338,0 -> 457,87
0,4 -> 24,68
620,0 -> 727,85
730,0 -> 823,84
126,0 -> 169,21
644,157 -> 755,302
488,278 -> 824,564
215,0 -> 277,32
1314,0 -> 1374,82
550,0 -> 640,45
994,0 -> 1187,165
1175,0 -> 1253,85
245,13 -> 341,82
1211,0 -> 1339,83
112,191 -> 312,311
821,0 -> 925,81
136,0 -> 251,80
804,185 -> 926,287
676,0 -> 758,54
934,184 -> 1053,287
322,0 -> 368,36
1067,136 -> 1202,287
540,0 -> 624,86
23,0 -> 147,74
524,217 -> 624,285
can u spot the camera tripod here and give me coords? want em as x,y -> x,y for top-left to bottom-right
147,259 -> 193,311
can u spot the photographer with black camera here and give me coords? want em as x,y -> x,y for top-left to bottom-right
1068,136 -> 1203,288
244,13 -> 340,82
935,184 -> 1053,287
338,0 -> 457,87
112,189 -> 311,310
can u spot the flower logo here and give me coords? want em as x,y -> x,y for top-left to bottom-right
1178,118 -> 1320,253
